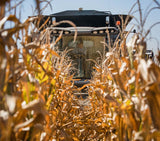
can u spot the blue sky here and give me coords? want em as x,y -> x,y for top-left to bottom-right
19,0 -> 160,53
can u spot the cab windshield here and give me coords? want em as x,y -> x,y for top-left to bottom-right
61,36 -> 105,79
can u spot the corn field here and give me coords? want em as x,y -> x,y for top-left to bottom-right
0,0 -> 160,140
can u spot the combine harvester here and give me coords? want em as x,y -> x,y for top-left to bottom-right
33,8 -> 154,97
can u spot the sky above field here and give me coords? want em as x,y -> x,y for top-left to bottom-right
19,0 -> 160,54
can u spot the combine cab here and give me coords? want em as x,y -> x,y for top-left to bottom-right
34,9 -> 133,93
